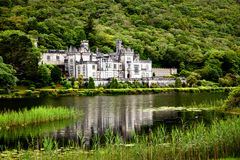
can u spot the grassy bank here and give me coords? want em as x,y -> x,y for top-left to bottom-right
1,116 -> 240,159
0,106 -> 76,129
0,87 -> 236,98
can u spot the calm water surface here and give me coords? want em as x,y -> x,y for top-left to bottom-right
0,92 -> 229,149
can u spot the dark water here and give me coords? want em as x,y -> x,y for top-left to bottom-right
0,92 -> 229,149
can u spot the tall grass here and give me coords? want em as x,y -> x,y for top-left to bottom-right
0,119 -> 75,140
3,116 -> 240,159
0,106 -> 76,129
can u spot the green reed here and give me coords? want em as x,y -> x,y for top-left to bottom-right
62,117 -> 240,159
0,119 -> 75,140
2,116 -> 240,159
0,106 -> 76,129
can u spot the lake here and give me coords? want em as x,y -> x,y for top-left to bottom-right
0,92 -> 229,150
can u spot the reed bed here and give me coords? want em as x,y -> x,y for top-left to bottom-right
0,106 -> 76,129
2,116 -> 240,159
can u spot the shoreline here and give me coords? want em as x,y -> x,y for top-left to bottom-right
0,87 -> 236,99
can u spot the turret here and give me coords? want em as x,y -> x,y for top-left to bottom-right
80,40 -> 90,52
116,40 -> 122,54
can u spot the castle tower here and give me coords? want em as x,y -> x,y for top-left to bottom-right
116,40 -> 122,54
80,40 -> 89,52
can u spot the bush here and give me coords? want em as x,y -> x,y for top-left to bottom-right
132,80 -> 142,88
62,80 -> 71,89
225,88 -> 240,108
150,83 -> 159,88
175,77 -> 182,87
73,81 -> 79,89
18,80 -> 34,86
87,77 -> 95,89
51,82 -> 56,89
25,90 -> 32,96
108,78 -> 119,89
29,84 -> 35,91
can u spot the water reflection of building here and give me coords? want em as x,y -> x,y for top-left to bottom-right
49,95 -> 197,146
50,96 -> 153,144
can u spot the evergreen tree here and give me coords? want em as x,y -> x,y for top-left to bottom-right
175,77 -> 182,88
88,77 -> 95,89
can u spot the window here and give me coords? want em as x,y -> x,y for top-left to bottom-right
114,64 -> 117,69
83,65 -> 85,75
134,65 -> 139,74
70,59 -> 73,64
92,65 -> 95,70
127,57 -> 131,63
119,64 -> 122,70
47,56 -> 50,61
56,56 -> 60,61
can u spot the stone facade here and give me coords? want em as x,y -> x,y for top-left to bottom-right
40,40 -> 152,80
152,68 -> 177,77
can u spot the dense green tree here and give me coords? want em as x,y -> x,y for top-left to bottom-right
0,30 -> 40,80
186,73 -> 200,87
0,57 -> 17,92
37,64 -> 51,86
88,77 -> 95,89
78,74 -> 84,88
225,88 -> 240,108
50,65 -> 62,83
0,0 -> 240,84
108,78 -> 119,89
175,77 -> 182,88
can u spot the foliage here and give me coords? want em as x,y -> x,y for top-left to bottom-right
131,80 -> 142,88
0,30 -> 40,80
175,77 -> 182,87
37,64 -> 51,86
50,65 -> 62,83
4,117 -> 240,159
73,81 -> 79,89
0,106 -> 75,128
225,87 -> 240,108
61,80 -> 72,89
108,78 -> 119,89
219,73 -> 240,87
0,0 -> 240,84
69,77 -> 75,87
77,74 -> 84,88
87,77 -> 95,89
0,56 -> 18,91
186,72 -> 200,87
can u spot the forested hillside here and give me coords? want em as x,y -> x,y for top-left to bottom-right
0,0 -> 240,85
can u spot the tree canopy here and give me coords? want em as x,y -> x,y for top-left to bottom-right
0,30 -> 40,80
0,56 -> 17,90
0,0 -> 240,83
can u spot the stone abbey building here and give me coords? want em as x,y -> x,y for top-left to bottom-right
41,40 -> 152,80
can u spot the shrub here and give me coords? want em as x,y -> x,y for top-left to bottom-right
150,83 -> 159,88
108,78 -> 119,88
25,90 -> 32,96
62,80 -> 71,89
175,77 -> 182,87
225,87 -> 240,108
73,81 -> 79,89
50,82 -> 56,89
87,77 -> 95,89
